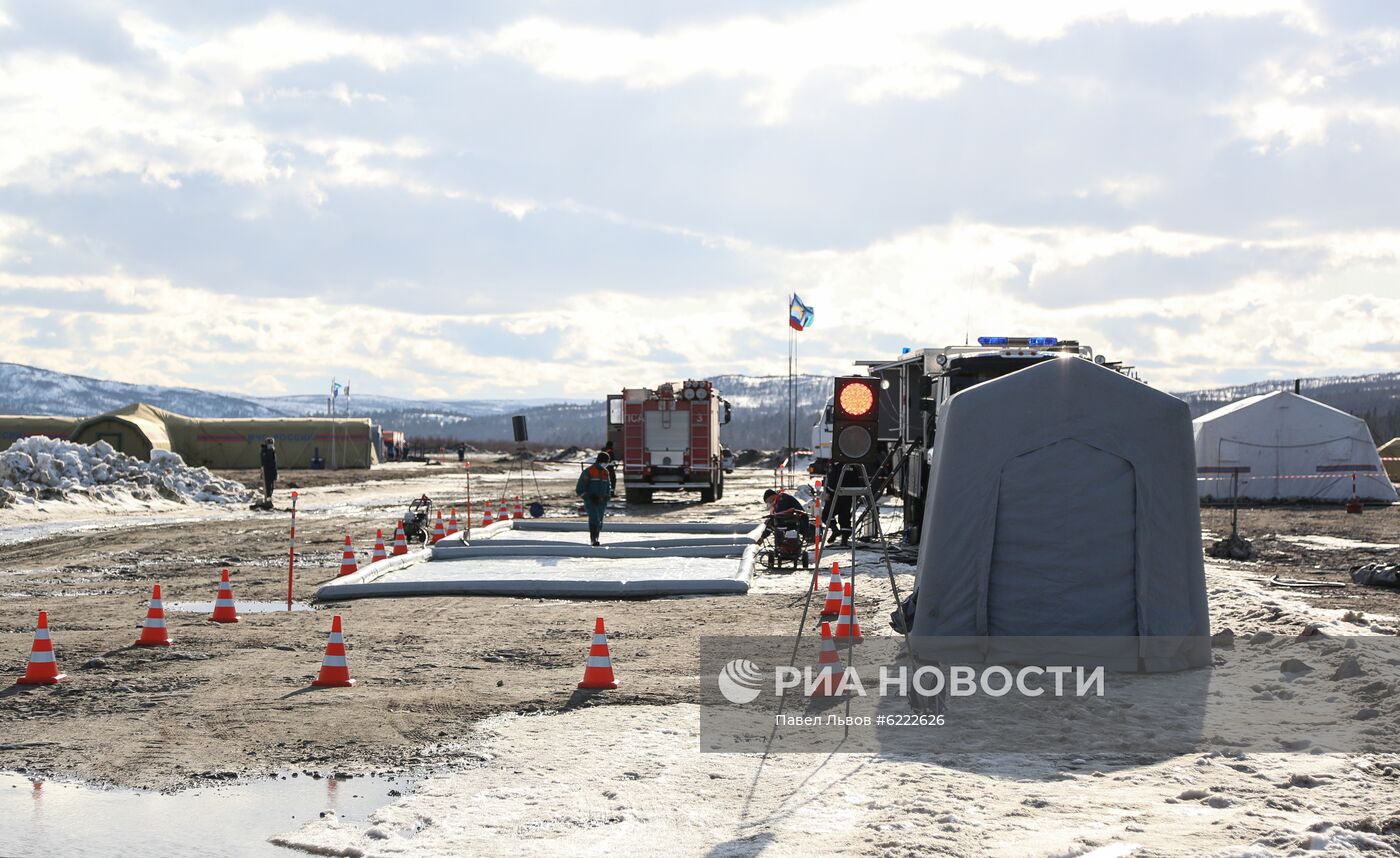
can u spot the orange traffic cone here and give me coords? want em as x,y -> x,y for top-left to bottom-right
371,529 -> 387,564
210,569 -> 240,623
446,509 -> 458,536
482,501 -> 494,527
431,511 -> 446,544
810,622 -> 848,696
311,615 -> 355,688
833,582 -> 863,643
391,522 -> 408,556
499,498 -> 510,523
338,535 -> 358,577
135,584 -> 174,646
820,562 -> 845,618
16,611 -> 65,685
512,496 -> 523,520
577,617 -> 619,690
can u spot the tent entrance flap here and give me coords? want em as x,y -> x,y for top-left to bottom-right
987,440 -> 1138,637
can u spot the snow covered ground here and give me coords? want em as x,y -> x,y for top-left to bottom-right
272,704 -> 1391,858
1271,535 -> 1400,552
271,555 -> 1400,858
0,436 -> 252,508
0,458 -> 559,546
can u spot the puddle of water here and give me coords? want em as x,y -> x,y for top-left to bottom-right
0,770 -> 411,857
166,600 -> 315,614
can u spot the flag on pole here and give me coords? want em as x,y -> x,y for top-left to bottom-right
789,294 -> 814,331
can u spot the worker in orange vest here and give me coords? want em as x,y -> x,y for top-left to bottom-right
576,452 -> 613,546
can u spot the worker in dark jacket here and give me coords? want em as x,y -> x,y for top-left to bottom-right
602,440 -> 618,492
764,488 -> 814,540
259,437 -> 278,502
576,452 -> 613,546
824,464 -> 856,546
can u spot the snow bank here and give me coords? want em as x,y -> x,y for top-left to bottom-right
272,703 -> 1386,858
0,437 -> 252,507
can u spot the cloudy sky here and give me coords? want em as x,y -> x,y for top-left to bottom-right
1,1 -> 1398,399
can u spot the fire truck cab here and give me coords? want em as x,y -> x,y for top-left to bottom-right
605,380 -> 732,505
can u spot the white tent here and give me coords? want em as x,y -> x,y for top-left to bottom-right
1193,391 -> 1397,503
910,358 -> 1210,672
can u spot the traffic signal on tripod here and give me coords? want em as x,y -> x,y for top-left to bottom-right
832,376 -> 881,464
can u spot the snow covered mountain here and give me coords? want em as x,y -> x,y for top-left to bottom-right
9,359 -> 1400,448
0,362 -> 286,418
0,362 -> 831,448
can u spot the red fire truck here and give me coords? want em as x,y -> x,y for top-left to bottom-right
605,380 -> 732,504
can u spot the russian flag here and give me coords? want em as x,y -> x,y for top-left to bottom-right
789,293 -> 814,331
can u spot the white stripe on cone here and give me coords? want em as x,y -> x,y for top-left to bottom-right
321,655 -> 348,667
28,652 -> 55,663
586,656 -> 613,667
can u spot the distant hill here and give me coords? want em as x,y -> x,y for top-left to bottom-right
1174,373 -> 1400,442
11,360 -> 1400,449
0,362 -> 831,449
0,362 -> 286,418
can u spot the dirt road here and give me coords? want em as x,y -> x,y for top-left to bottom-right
1,468 -> 1397,803
0,465 -> 804,790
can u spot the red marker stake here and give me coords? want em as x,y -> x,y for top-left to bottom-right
287,490 -> 298,611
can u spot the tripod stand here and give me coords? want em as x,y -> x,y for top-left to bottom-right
501,446 -> 546,518
773,460 -> 923,735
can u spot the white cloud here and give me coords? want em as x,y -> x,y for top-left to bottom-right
749,219 -> 1400,390
477,1 -> 1315,121
1222,28 -> 1400,149
4,209 -> 1400,397
119,11 -> 470,79
0,3 -> 1396,399
0,52 -> 281,188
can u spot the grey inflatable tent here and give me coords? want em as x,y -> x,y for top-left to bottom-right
909,358 -> 1210,671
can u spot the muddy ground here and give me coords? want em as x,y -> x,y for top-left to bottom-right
0,466 -> 802,790
1,468 -> 1397,795
1200,501 -> 1400,617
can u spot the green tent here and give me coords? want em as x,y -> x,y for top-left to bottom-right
68,402 -> 378,469
1379,438 -> 1400,484
0,416 -> 82,446
70,402 -> 176,459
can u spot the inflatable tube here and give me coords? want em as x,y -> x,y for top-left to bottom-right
316,544 -> 757,600
429,543 -> 748,561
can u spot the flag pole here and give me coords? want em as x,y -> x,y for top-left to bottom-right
788,310 -> 796,464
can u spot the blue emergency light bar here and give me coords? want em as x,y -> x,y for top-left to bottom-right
976,336 -> 1059,347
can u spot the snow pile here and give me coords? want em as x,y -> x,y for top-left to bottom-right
0,437 -> 253,507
